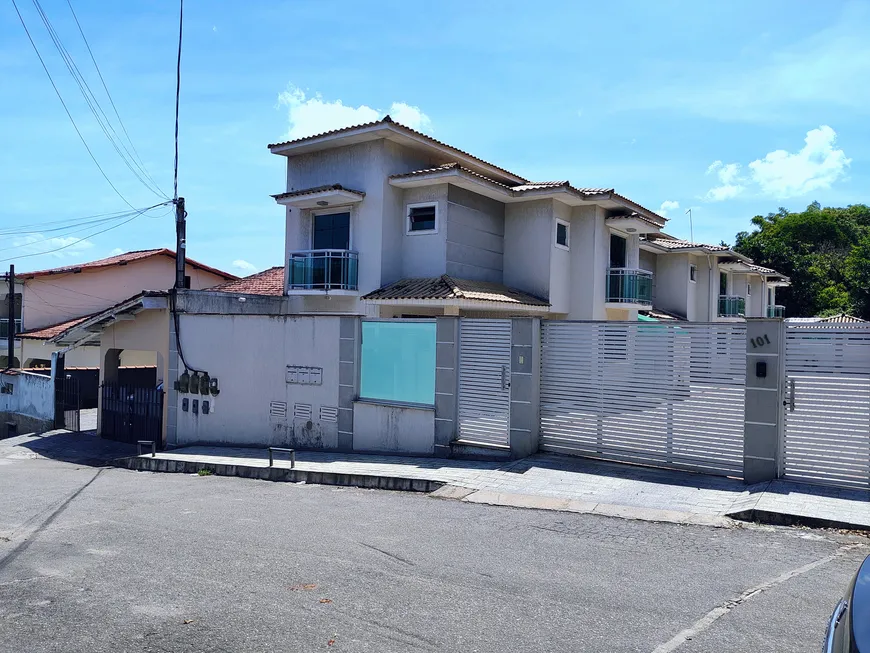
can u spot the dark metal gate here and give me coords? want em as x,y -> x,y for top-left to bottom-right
101,382 -> 164,446
55,375 -> 81,432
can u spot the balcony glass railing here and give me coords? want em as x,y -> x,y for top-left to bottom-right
606,268 -> 653,306
0,318 -> 22,338
287,249 -> 359,291
718,295 -> 746,317
767,304 -> 785,318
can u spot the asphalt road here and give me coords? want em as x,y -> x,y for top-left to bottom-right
0,453 -> 866,653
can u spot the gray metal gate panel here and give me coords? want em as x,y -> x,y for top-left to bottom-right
458,319 -> 511,447
540,321 -> 746,477
783,324 -> 870,488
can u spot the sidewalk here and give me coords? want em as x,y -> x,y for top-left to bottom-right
117,445 -> 870,531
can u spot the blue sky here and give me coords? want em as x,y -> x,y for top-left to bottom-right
1,0 -> 868,275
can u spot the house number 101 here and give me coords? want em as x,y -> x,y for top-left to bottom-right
750,334 -> 771,348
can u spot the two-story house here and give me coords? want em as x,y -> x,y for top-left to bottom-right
14,249 -> 235,368
638,234 -> 790,321
269,116 -> 670,321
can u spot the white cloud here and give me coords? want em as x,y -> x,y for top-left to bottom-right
109,247 -> 124,256
232,259 -> 257,272
704,126 -> 850,201
10,234 -> 95,259
705,161 -> 745,201
747,125 -> 850,199
657,200 -> 680,218
277,85 -> 432,140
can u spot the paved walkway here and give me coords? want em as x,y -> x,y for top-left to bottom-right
126,445 -> 870,530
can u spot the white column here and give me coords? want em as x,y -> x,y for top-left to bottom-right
626,234 -> 640,268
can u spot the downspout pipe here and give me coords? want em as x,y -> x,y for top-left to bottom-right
706,254 -> 715,321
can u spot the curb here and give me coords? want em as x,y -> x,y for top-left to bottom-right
436,486 -> 735,528
113,456 -> 445,493
726,508 -> 870,532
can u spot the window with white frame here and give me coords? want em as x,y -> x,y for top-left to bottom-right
406,203 -> 438,234
555,219 -> 570,249
689,264 -> 697,282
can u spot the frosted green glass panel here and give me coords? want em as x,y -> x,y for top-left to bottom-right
360,321 -> 436,405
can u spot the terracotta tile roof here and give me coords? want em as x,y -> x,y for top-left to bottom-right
271,184 -> 365,201
607,212 -> 666,228
18,315 -> 93,340
209,267 -> 284,296
19,249 -> 237,281
644,236 -> 731,252
362,275 -> 549,307
268,116 -> 529,183
818,313 -> 867,323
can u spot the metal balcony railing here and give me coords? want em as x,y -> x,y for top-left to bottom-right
767,304 -> 785,318
718,295 -> 746,317
287,249 -> 359,291
606,268 -> 653,306
0,318 -> 22,338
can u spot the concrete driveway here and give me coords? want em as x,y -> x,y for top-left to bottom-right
0,452 -> 866,652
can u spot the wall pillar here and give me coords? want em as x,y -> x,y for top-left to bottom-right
743,318 -> 784,484
166,313 -> 179,447
509,317 -> 540,459
433,317 -> 458,458
337,317 -> 358,452
626,233 -> 640,268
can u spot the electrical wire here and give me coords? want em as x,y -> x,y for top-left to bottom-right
65,0 -> 165,196
29,0 -> 167,200
0,201 -> 171,264
11,0 -> 141,211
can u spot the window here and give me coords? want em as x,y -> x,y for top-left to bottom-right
610,234 -> 627,268
313,211 -> 350,250
555,219 -> 569,249
407,203 -> 437,234
747,283 -> 752,296
689,264 -> 697,282
360,321 -> 436,405
183,275 -> 191,289
719,271 -> 728,295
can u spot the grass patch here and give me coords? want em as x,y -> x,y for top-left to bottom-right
197,468 -> 213,477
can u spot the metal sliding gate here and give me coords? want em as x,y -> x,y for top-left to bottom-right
100,382 -> 164,446
457,319 -> 512,447
540,322 -> 746,477
55,375 -> 81,432
782,324 -> 870,488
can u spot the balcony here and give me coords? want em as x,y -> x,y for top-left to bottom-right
767,304 -> 785,318
718,295 -> 746,318
605,268 -> 653,308
287,249 -> 359,293
0,318 -> 21,339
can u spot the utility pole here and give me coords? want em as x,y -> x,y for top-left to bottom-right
685,208 -> 695,245
175,197 -> 186,289
6,264 -> 15,369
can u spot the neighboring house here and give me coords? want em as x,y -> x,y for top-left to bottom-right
269,116 -> 671,321
639,234 -> 791,321
786,314 -> 867,324
13,249 -> 235,368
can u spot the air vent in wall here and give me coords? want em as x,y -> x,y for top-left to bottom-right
320,406 -> 338,423
294,403 -> 312,420
269,401 -> 287,419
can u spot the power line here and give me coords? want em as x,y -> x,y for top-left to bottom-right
29,0 -> 167,200
0,205 -> 174,236
65,0 -> 165,196
10,0 -> 141,211
0,201 -> 171,264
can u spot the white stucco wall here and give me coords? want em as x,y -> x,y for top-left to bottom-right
20,340 -> 100,368
690,254 -> 714,322
639,249 -> 658,303
504,199 -> 553,302
548,200 -> 572,314
0,370 -> 54,421
173,314 -> 342,448
569,205 -> 609,320
352,400 -> 435,455
22,256 -> 228,330
655,253 -> 690,319
400,185 -> 449,278
445,185 -> 505,283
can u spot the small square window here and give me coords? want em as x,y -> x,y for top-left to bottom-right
407,204 -> 437,233
689,264 -> 697,282
555,220 -> 569,249
747,283 -> 752,295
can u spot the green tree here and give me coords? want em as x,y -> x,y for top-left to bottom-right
733,202 -> 870,319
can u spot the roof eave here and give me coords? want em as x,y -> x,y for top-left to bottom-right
49,291 -> 169,345
361,297 -> 550,311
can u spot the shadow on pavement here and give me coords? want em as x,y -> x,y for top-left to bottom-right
5,429 -> 136,467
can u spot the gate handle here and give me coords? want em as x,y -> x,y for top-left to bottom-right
782,379 -> 795,412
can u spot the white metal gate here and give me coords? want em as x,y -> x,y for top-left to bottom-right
540,321 -> 746,477
457,319 -> 511,447
782,324 -> 870,488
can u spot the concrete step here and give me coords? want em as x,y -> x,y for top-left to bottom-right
449,439 -> 512,461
